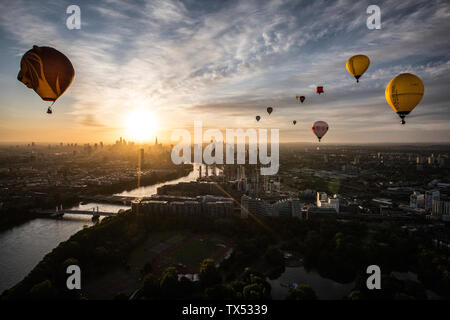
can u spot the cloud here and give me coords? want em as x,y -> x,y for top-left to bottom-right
79,114 -> 106,127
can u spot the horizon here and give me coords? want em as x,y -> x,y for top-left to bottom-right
2,140 -> 450,147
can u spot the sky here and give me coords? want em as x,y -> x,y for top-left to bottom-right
0,0 -> 449,144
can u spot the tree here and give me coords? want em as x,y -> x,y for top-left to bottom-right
114,292 -> 129,300
243,283 -> 266,300
286,284 -> 317,300
142,273 -> 160,299
229,280 -> 246,299
62,257 -> 79,271
347,290 -> 362,300
179,276 -> 194,297
199,259 -> 221,288
264,245 -> 284,266
29,279 -> 57,299
94,246 -> 109,262
204,284 -> 234,299
141,261 -> 153,276
160,267 -> 179,298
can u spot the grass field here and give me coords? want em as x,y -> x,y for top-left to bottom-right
163,238 -> 222,266
127,231 -> 187,276
127,231 -> 232,277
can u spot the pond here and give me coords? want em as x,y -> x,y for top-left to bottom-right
268,266 -> 355,300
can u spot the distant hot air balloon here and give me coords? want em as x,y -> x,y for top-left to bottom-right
256,115 -> 261,122
312,121 -> 329,142
17,45 -> 74,114
385,73 -> 424,125
300,96 -> 305,103
346,55 -> 370,83
267,107 -> 273,115
316,86 -> 324,95
293,120 -> 297,125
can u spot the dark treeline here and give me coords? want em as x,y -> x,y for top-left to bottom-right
2,208 -> 449,300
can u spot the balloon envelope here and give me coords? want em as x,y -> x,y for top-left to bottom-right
312,121 -> 329,142
346,55 -> 370,82
267,107 -> 273,115
293,120 -> 297,125
17,45 -> 74,102
256,115 -> 261,122
300,96 -> 305,103
385,73 -> 424,124
316,86 -> 324,94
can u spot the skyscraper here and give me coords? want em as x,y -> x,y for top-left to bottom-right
410,191 -> 424,209
425,190 -> 440,211
139,148 -> 144,166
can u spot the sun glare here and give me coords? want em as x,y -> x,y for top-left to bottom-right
125,109 -> 158,142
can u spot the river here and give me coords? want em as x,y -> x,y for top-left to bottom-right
116,163 -> 215,197
268,266 -> 355,300
0,164 -> 208,294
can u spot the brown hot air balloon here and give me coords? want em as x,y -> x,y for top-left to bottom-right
312,121 -> 329,142
296,96 -> 305,103
17,45 -> 75,114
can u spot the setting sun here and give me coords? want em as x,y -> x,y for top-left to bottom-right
124,108 -> 158,142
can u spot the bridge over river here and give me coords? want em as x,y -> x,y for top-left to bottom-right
35,207 -> 123,218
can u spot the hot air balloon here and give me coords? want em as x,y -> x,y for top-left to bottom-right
17,45 -> 74,114
385,73 -> 424,125
300,96 -> 305,103
267,107 -> 273,115
312,121 -> 329,142
346,55 -> 370,83
293,120 -> 297,125
256,115 -> 261,122
316,86 -> 324,95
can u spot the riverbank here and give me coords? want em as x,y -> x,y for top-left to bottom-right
0,209 -> 40,233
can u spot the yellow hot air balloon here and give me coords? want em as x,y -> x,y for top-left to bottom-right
346,55 -> 370,83
385,73 -> 424,125
17,45 -> 75,114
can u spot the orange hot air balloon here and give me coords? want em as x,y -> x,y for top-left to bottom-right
17,45 -> 75,114
312,121 -> 329,142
